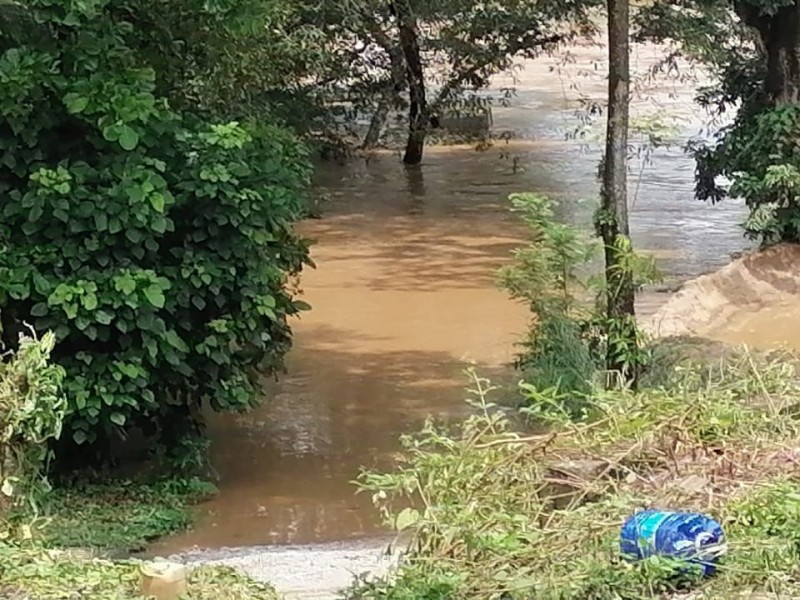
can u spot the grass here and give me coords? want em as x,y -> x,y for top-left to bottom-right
348,345 -> 800,599
38,477 -> 215,553
6,477 -> 217,554
0,476 -> 282,599
0,543 -> 280,599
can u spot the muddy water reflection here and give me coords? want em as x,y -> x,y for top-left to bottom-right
714,305 -> 800,351
157,42 -> 752,552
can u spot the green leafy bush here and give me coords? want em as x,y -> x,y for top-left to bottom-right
0,0 -> 311,450
497,194 -> 658,407
0,332 -> 66,516
697,104 -> 800,244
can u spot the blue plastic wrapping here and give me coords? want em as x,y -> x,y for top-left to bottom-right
620,509 -> 726,576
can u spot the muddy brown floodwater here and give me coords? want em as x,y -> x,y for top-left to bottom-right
154,39 -> 752,554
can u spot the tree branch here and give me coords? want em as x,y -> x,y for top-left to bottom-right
431,32 -> 564,111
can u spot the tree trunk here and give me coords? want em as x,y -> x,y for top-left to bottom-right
362,95 -> 390,149
735,1 -> 800,105
393,1 -> 427,165
361,37 -> 406,150
600,0 -> 636,388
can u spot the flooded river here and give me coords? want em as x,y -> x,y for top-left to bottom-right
155,39 -> 751,553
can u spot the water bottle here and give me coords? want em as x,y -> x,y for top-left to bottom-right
620,510 -> 726,576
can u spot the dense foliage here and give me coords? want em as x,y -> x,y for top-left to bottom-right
636,0 -> 800,244
1,545 -> 281,600
497,194 -> 658,408
0,0 -> 311,452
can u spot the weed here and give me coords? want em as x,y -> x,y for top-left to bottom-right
498,193 -> 660,406
0,332 -> 66,518
12,477 -> 216,553
350,353 -> 800,599
0,543 -> 280,599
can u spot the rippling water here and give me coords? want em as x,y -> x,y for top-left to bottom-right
153,37 -> 751,553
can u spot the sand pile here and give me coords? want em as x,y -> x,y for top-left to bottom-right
646,244 -> 800,348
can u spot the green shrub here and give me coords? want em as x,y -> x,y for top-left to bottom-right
497,193 -> 658,405
0,332 -> 66,517
497,194 -> 600,402
0,0 -> 311,451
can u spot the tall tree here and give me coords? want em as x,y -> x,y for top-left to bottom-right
599,0 -> 637,387
393,0 -> 428,164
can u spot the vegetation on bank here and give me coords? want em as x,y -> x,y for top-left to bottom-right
497,193 -> 659,407
0,0 -> 312,468
1,547 -> 280,600
349,349 -> 800,599
344,192 -> 800,599
25,477 -> 215,554
3,1 -> 800,598
0,333 -> 273,600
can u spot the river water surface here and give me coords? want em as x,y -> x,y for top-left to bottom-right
154,38 -> 751,553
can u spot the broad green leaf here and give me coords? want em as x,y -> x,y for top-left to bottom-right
30,302 -> 48,316
118,125 -> 139,151
114,275 -> 137,295
261,294 -> 276,308
293,300 -> 312,311
110,412 -> 126,426
143,284 -> 166,309
81,292 -> 98,310
73,430 -> 88,444
103,124 -> 120,142
127,186 -> 145,203
63,93 -> 89,114
150,192 -> 165,213
64,302 -> 78,319
94,212 -> 108,231
95,309 -> 113,325
151,215 -> 167,234
165,330 -> 190,352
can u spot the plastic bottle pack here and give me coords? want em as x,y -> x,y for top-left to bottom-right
620,509 -> 726,576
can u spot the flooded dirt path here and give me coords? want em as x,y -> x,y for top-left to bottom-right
155,39 -> 751,555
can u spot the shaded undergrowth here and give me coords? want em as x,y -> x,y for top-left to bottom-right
348,347 -> 800,599
29,477 -> 216,553
0,545 -> 280,600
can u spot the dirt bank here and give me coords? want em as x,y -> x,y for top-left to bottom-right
646,243 -> 800,350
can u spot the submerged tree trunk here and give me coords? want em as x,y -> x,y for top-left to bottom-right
735,1 -> 800,105
600,0 -> 636,388
362,96 -> 391,149
361,40 -> 406,150
393,1 -> 427,165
